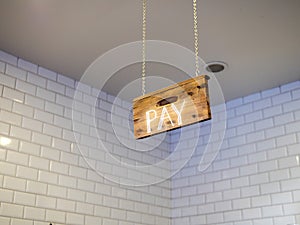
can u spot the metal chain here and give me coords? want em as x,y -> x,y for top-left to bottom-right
142,0 -> 147,95
193,0 -> 200,76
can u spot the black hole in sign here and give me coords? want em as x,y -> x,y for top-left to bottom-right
156,96 -> 178,107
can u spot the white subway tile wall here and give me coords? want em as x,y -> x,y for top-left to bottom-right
171,79 -> 300,225
0,51 -> 171,225
0,50 -> 299,225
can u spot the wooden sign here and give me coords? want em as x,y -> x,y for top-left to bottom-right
133,75 -> 211,139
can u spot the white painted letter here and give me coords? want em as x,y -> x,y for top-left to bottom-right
171,100 -> 185,125
157,106 -> 174,130
146,110 -> 157,133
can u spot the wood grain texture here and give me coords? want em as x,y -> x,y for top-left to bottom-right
133,75 -> 211,139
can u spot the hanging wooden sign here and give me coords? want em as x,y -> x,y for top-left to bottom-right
133,75 -> 211,139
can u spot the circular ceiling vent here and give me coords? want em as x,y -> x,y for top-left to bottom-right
205,61 -> 227,73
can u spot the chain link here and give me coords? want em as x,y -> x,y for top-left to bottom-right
141,0 -> 198,93
193,0 -> 200,76
142,0 -> 147,95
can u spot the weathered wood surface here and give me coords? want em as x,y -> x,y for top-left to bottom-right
133,75 -> 211,139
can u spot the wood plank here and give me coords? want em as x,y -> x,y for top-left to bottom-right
133,75 -> 211,139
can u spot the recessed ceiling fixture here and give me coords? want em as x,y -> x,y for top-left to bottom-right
205,61 -> 227,73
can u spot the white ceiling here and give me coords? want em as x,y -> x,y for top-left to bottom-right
0,0 -> 299,102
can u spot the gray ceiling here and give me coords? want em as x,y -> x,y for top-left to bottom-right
0,0 -> 299,102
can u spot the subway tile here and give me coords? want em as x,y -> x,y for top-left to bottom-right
94,205 -> 111,217
7,151 -> 29,166
254,118 -> 274,130
292,88 -> 300,99
36,195 -> 56,209
24,206 -> 45,220
272,92 -> 292,105
13,102 -> 34,117
258,160 -> 278,172
27,72 -> 46,88
250,173 -> 269,185
57,74 -> 75,87
243,93 -> 261,103
276,134 -> 297,147
3,86 -> 24,103
253,98 -> 271,111
235,103 -> 253,116
206,212 -> 224,224
267,147 -> 287,160
0,96 -> 13,111
280,81 -> 300,92
29,156 -> 49,170
11,218 -> 33,225
14,191 -> 36,206
270,169 -> 290,181
271,192 -> 293,204
45,101 -> 64,115
0,121 -> 10,135
58,174 -> 77,189
0,61 -> 4,73
38,66 -> 57,81
38,170 -> 58,185
50,161 -> 69,175
34,109 -> 54,123
245,111 -> 262,123
253,218 -> 273,225
0,161 -> 16,176
45,209 -> 66,224
0,72 -> 16,87
0,203 -> 23,217
22,117 -> 43,132
26,180 -> 47,195
273,216 -> 296,225
260,182 -> 280,194
226,98 -> 243,109
10,125 -> 31,141
237,123 -> 254,135
233,198 -> 251,209
43,123 -> 62,138
47,79 -> 65,94
32,132 -> 52,146
67,188 -> 86,202
223,189 -> 241,200
285,120 -> 300,133
18,58 -> 37,73
246,131 -> 265,143
0,188 -> 14,202
281,178 -> 300,191
0,50 -> 17,65
16,165 -> 38,180
16,79 -> 36,95
242,208 -> 261,219
279,155 -> 299,169
36,87 -> 55,102
241,186 -> 260,197
215,200 -> 232,212
24,95 -> 45,109
290,167 -> 300,178
6,64 -> 26,80
206,191 -> 222,202
263,105 -> 282,118
76,202 -> 94,215
3,176 -> 26,191
224,210 -> 242,222
251,195 -> 271,207
274,112 -> 294,125
283,202 -> 300,215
